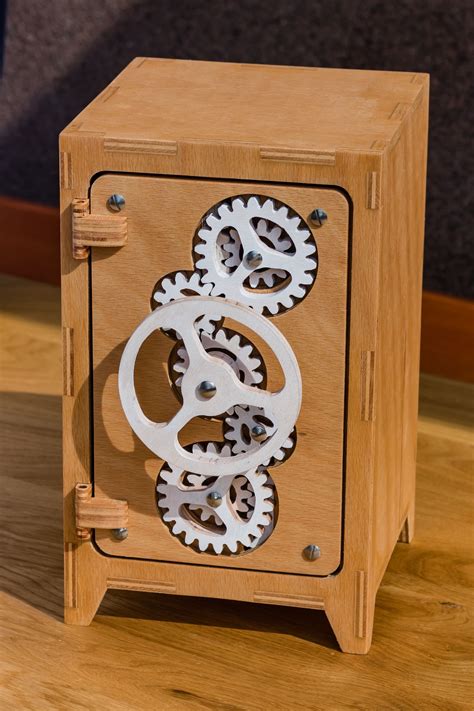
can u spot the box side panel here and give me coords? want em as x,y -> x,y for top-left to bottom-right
372,82 -> 429,585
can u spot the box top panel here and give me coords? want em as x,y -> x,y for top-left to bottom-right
67,58 -> 428,152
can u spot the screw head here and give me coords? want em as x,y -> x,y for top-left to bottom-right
251,424 -> 268,443
303,544 -> 321,561
206,491 -> 223,508
309,209 -> 328,228
107,194 -> 126,212
113,527 -> 128,541
245,250 -> 263,268
197,380 -> 217,399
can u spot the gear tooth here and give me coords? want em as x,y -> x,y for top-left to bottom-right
248,273 -> 259,288
245,196 -> 258,212
269,225 -> 282,239
184,530 -> 196,546
197,538 -> 209,552
227,540 -> 238,553
213,540 -> 224,555
199,508 -> 213,522
193,256 -> 207,270
221,444 -> 232,457
194,238 -> 209,252
266,301 -> 280,316
207,213 -> 223,227
170,515 -> 184,530
263,271 -> 276,287
231,196 -> 245,211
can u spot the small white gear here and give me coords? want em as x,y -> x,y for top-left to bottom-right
151,270 -> 220,337
194,196 -> 317,315
224,404 -> 296,468
168,327 -> 265,400
156,442 -> 274,554
220,219 -> 292,288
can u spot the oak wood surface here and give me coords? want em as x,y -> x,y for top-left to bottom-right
66,58 -> 427,152
1,274 -> 472,709
89,175 -> 349,575
59,61 -> 429,652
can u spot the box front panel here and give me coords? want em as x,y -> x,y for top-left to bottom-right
90,174 -> 349,576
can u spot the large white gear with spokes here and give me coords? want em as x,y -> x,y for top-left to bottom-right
169,327 -> 265,396
224,404 -> 296,468
151,270 -> 220,337
119,296 -> 302,476
194,196 -> 317,315
156,442 -> 274,554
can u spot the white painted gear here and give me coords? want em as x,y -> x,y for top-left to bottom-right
156,442 -> 274,554
194,196 -> 317,315
220,220 -> 292,288
169,327 -> 265,399
224,404 -> 296,468
184,471 -> 275,551
119,296 -> 302,477
151,270 -> 220,337
187,472 -> 255,524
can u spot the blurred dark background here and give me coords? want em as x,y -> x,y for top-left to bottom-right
0,0 -> 472,298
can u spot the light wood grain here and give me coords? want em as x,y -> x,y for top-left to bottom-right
1,274 -> 472,709
59,59 -> 429,653
90,176 -> 349,576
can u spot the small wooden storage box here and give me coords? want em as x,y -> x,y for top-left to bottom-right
60,58 -> 428,653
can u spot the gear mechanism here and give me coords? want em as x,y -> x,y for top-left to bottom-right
224,404 -> 296,468
151,270 -> 221,337
156,442 -> 274,554
168,326 -> 266,405
194,196 -> 317,315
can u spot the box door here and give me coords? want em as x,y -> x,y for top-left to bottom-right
90,174 -> 349,576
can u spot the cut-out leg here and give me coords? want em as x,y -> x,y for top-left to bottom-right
64,541 -> 107,625
398,499 -> 415,543
325,575 -> 376,654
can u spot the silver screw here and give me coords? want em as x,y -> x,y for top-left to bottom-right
207,491 -> 222,508
309,209 -> 328,227
245,250 -> 263,268
251,424 -> 268,442
107,194 -> 126,212
303,544 -> 321,561
113,527 -> 128,541
197,380 -> 217,399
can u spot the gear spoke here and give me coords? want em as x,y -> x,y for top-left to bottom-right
194,195 -> 317,315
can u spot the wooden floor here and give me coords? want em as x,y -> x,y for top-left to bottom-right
0,274 -> 472,710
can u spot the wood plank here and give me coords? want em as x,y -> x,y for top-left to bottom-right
1,273 -> 471,709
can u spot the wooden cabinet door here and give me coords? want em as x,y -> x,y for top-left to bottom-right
90,174 -> 349,576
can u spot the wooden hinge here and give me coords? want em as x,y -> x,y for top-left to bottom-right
75,483 -> 128,540
72,197 -> 127,259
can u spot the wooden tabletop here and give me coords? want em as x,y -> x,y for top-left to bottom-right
0,274 -> 472,710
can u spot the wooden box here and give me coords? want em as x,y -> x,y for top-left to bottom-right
60,58 -> 429,653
